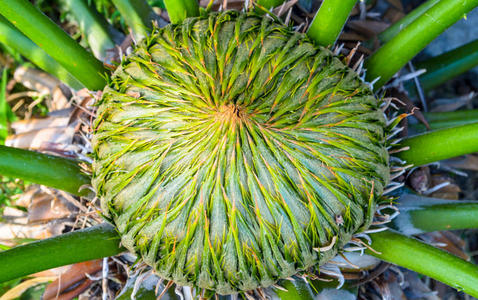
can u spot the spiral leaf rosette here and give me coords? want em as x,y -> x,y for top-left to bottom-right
92,11 -> 390,294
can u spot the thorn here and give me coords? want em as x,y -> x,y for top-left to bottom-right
423,181 -> 450,195
388,146 -> 410,154
314,236 -> 337,252
333,43 -> 344,55
351,237 -> 382,255
383,182 -> 405,194
157,281 -> 174,300
345,42 -> 361,66
363,226 -> 389,233
339,253 -> 360,269
272,284 -> 288,292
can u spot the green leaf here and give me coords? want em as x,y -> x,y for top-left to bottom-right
0,0 -> 108,90
0,16 -> 84,90
112,0 -> 157,40
307,0 -> 358,47
0,68 -> 15,145
397,122 -> 478,166
365,0 -> 478,89
369,230 -> 478,297
0,223 -> 124,284
0,145 -> 91,196
60,0 -> 123,61
163,0 -> 199,24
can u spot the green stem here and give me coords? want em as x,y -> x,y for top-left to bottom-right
163,0 -> 199,24
0,145 -> 91,196
113,0 -> 157,39
365,0 -> 478,89
61,0 -> 122,61
368,230 -> 478,297
378,0 -> 440,43
0,223 -> 123,284
0,0 -> 107,91
410,110 -> 478,133
425,110 -> 478,123
0,16 -> 83,90
307,0 -> 358,47
396,122 -> 478,166
0,69 -> 9,143
416,39 -> 478,91
255,0 -> 286,10
391,194 -> 478,235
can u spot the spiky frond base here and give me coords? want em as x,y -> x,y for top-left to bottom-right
92,11 -> 390,294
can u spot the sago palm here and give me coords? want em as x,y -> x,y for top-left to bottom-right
0,0 -> 478,299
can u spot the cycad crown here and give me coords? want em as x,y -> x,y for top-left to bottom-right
92,11 -> 390,294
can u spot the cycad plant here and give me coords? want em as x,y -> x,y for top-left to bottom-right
1,0 -> 478,299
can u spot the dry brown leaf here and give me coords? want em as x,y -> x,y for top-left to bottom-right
68,94 -> 95,125
28,192 -> 76,224
383,7 -> 406,24
338,32 -> 367,42
429,174 -> 461,200
6,91 -> 42,103
408,166 -> 431,194
14,187 -> 39,208
52,279 -> 94,300
385,0 -> 404,11
10,111 -> 70,134
0,186 -> 68,246
444,154 -> 478,171
347,20 -> 389,38
5,126 -> 76,149
13,66 -> 60,94
348,261 -> 390,287
0,206 -> 48,245
370,272 -> 402,300
49,86 -> 72,111
0,219 -> 64,247
43,260 -> 103,300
